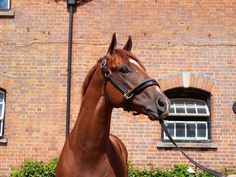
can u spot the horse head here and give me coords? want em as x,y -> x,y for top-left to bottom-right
101,33 -> 170,120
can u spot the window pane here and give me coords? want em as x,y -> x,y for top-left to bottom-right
196,101 -> 205,106
176,108 -> 185,114
0,93 -> 3,102
166,123 -> 174,137
0,104 -> 2,117
197,123 -> 207,138
187,123 -> 196,138
197,108 -> 207,114
186,108 -> 196,114
185,100 -> 194,106
175,100 -> 184,106
170,107 -> 175,113
176,123 -> 185,137
0,0 -> 9,10
0,120 -> 2,136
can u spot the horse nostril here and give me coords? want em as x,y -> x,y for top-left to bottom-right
156,98 -> 167,112
158,99 -> 165,107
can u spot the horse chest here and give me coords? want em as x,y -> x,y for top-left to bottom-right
72,153 -> 126,177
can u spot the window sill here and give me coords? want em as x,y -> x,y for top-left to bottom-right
157,141 -> 218,149
0,10 -> 15,18
0,138 -> 8,146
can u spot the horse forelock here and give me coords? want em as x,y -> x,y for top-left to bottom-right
115,49 -> 146,71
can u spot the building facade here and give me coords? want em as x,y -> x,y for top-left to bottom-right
0,0 -> 235,176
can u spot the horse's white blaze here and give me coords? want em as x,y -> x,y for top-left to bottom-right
129,59 -> 143,70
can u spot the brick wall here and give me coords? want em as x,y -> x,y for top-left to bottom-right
0,0 -> 235,176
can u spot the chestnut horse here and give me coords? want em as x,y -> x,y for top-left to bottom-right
56,34 -> 170,177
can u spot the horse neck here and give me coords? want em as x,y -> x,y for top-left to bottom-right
71,68 -> 113,154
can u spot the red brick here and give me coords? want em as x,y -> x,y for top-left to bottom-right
0,0 -> 236,176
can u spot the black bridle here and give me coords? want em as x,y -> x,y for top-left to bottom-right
100,56 -> 159,112
100,56 -> 226,177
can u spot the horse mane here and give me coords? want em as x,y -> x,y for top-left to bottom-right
81,58 -> 103,97
81,64 -> 97,97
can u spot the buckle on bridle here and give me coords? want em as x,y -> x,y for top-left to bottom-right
124,90 -> 133,100
100,59 -> 107,69
105,70 -> 111,78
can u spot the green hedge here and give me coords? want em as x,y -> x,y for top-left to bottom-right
10,159 -> 57,177
128,163 -> 214,177
10,159 -> 234,177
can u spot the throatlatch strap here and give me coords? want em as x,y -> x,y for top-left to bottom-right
159,119 -> 226,177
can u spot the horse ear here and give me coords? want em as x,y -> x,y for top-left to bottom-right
123,36 -> 132,51
107,33 -> 117,55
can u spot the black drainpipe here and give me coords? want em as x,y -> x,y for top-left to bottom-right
66,0 -> 77,138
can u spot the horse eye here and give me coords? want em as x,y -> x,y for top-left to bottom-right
119,67 -> 130,74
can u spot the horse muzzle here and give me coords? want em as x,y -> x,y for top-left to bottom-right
146,97 -> 170,121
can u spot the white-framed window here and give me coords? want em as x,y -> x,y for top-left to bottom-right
0,0 -> 11,10
0,90 -> 5,138
163,88 -> 211,142
163,98 -> 210,141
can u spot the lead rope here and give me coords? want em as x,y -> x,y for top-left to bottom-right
159,118 -> 226,177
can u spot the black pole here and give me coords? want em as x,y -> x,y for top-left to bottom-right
66,0 -> 77,138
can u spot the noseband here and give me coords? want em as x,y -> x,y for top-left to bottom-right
100,57 -> 159,112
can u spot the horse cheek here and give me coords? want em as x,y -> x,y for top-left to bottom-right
106,83 -> 124,107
